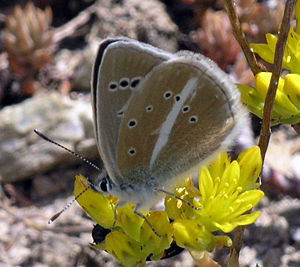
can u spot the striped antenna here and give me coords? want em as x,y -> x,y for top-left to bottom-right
34,129 -> 101,222
48,185 -> 90,223
34,129 -> 101,172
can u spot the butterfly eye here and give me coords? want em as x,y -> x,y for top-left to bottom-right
99,178 -> 109,192
94,170 -> 113,193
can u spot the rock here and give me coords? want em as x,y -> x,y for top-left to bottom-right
263,248 -> 282,267
239,246 -> 258,266
71,0 -> 179,91
92,0 -> 178,52
0,92 -> 98,184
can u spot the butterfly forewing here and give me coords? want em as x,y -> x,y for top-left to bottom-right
92,38 -> 172,181
116,55 -> 245,191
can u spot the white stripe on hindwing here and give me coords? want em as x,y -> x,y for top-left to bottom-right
150,77 -> 199,169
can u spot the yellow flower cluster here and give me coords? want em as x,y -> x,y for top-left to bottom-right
74,176 -> 172,266
74,147 -> 264,267
238,0 -> 300,125
238,73 -> 300,125
166,146 -> 263,251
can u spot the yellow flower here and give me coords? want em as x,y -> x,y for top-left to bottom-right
115,204 -> 144,241
105,230 -> 147,266
172,219 -> 216,251
74,175 -> 172,267
241,3 -> 300,126
237,146 -> 262,191
73,175 -> 116,228
75,147 -> 264,263
166,147 -> 264,251
197,148 -> 264,233
165,177 -> 200,220
251,28 -> 300,74
140,211 -> 173,260
238,72 -> 300,125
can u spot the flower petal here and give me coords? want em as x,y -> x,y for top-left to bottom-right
74,175 -> 115,228
105,230 -> 146,266
199,166 -> 214,204
283,74 -> 300,109
250,42 -> 275,63
140,211 -> 173,260
173,220 -> 216,251
116,205 -> 144,242
237,146 -> 262,191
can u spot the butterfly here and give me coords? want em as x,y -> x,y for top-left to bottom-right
91,37 -> 246,210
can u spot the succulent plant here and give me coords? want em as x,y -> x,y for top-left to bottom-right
195,9 -> 241,71
5,2 -> 55,94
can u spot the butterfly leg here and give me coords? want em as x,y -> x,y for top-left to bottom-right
112,200 -> 126,228
134,205 -> 162,238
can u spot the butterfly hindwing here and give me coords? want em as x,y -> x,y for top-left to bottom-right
116,54 -> 245,190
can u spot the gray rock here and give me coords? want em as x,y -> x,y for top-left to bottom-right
71,0 -> 179,91
0,92 -> 97,183
92,0 -> 178,52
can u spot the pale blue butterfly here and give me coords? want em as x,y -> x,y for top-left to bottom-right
91,37 -> 247,213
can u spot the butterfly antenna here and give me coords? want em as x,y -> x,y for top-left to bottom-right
34,129 -> 101,172
48,185 -> 90,224
34,129 -> 100,223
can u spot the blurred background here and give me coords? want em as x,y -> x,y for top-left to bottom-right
0,0 -> 299,266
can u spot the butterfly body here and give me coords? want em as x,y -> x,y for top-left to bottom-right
92,37 -> 247,209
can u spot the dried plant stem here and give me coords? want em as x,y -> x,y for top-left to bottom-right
223,0 -> 267,75
225,1 -> 296,266
258,0 -> 296,161
53,3 -> 97,43
227,226 -> 245,267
